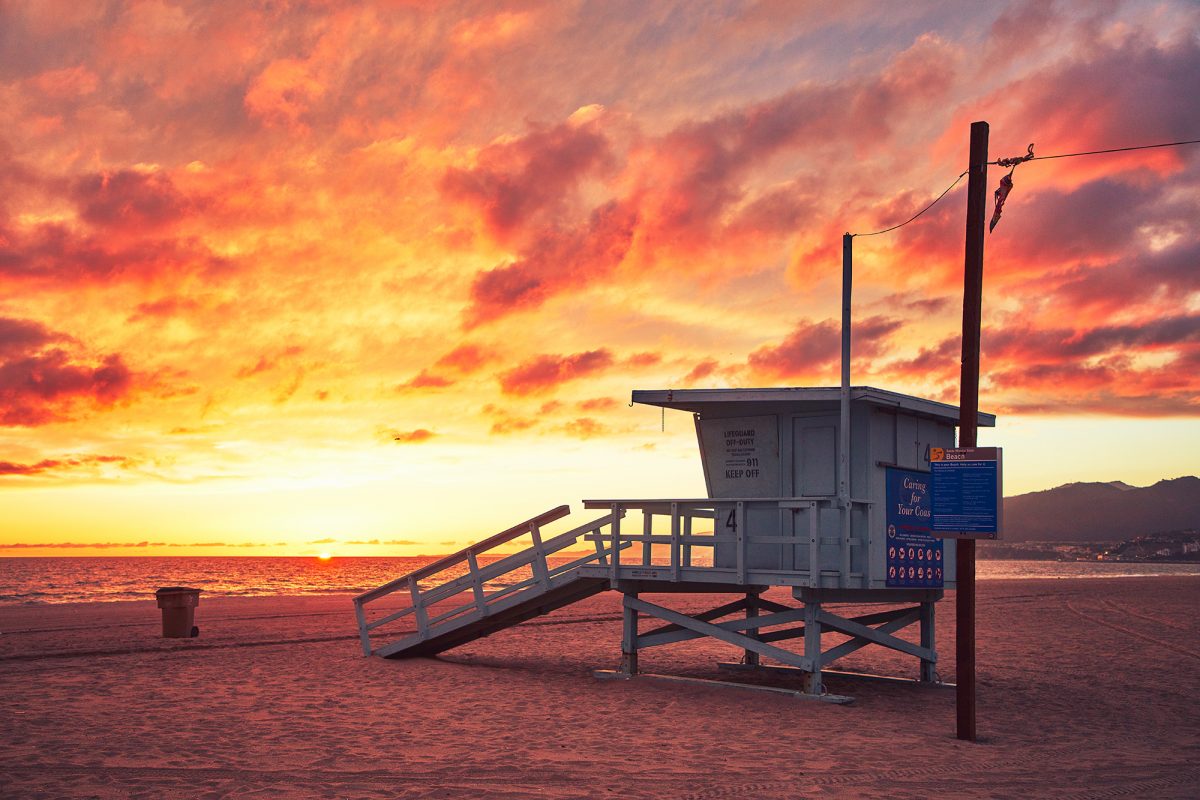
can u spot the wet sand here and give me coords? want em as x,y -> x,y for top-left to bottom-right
2,577 -> 1198,798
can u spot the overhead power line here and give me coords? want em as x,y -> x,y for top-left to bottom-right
990,137 -> 1200,165
850,136 -> 1199,238
852,170 -> 968,238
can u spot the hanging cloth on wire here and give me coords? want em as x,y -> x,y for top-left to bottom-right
990,144 -> 1034,233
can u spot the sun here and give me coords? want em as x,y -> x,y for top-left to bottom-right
317,552 -> 332,560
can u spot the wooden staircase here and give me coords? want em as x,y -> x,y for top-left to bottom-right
353,506 -> 626,659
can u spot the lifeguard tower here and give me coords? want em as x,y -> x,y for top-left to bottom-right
354,386 -> 995,702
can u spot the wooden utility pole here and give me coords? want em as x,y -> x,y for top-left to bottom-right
957,120 -> 989,742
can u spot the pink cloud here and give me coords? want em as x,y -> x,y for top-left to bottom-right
441,118 -> 612,241
747,316 -> 901,381
498,349 -> 615,396
0,324 -> 135,427
72,169 -> 195,232
464,200 -> 638,327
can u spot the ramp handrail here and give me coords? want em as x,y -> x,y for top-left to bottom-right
353,505 -> 625,656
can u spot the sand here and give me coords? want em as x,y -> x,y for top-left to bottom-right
2,576 -> 1198,799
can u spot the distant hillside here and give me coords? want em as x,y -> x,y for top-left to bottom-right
1003,477 -> 1200,542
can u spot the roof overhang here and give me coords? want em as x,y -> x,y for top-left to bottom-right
631,386 -> 996,427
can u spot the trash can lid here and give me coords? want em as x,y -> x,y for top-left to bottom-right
155,586 -> 202,594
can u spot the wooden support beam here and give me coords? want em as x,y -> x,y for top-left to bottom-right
803,600 -> 822,694
621,592 -> 638,675
745,592 -> 761,666
920,600 -> 937,683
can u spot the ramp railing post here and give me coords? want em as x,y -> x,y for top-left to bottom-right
530,523 -> 551,588
609,503 -> 621,586
670,503 -> 680,582
682,512 -> 693,567
642,512 -> 653,566
409,575 -> 429,641
466,550 -> 487,615
354,598 -> 372,656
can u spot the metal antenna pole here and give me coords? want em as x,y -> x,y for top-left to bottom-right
839,233 -> 852,515
957,120 -> 989,742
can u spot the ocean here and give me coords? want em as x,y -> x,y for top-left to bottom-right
1,556 -> 1198,605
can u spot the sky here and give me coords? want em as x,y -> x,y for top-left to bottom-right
1,0 -> 1197,556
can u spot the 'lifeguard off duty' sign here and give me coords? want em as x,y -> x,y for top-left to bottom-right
698,416 -> 779,497
930,446 -> 1003,539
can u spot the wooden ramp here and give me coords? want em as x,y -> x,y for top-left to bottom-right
353,506 -> 626,659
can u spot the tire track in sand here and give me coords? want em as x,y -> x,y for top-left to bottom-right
1065,600 -> 1200,660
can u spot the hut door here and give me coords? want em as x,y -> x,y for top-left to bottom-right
792,416 -> 837,497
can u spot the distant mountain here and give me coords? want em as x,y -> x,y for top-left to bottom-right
1003,477 -> 1200,542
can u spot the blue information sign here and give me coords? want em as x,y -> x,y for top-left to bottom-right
930,447 -> 1003,539
885,467 -> 943,588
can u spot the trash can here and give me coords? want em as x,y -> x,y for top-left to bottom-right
155,587 -> 201,638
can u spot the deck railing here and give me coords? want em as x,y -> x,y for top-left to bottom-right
353,505 -> 626,656
582,497 -> 873,587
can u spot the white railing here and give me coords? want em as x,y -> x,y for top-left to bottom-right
353,506 -> 626,656
582,497 -> 873,587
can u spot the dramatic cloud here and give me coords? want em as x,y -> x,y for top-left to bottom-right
682,359 -> 722,385
0,318 -> 135,426
398,343 -> 497,390
464,200 -> 638,326
71,169 -> 194,232
434,343 -> 495,373
441,115 -> 612,240
0,221 -> 230,285
498,349 -> 615,395
0,316 -> 64,358
747,316 -> 902,380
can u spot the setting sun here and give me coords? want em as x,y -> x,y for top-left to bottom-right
317,553 -> 332,561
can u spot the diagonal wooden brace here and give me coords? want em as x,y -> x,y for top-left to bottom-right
815,607 -> 931,664
636,597 -> 749,641
635,603 -> 809,650
625,596 -> 812,671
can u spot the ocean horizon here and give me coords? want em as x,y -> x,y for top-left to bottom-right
3,555 -> 1199,606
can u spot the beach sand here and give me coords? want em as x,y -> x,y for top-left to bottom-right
2,576 -> 1198,798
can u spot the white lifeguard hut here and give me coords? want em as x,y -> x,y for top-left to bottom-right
354,385 -> 995,702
